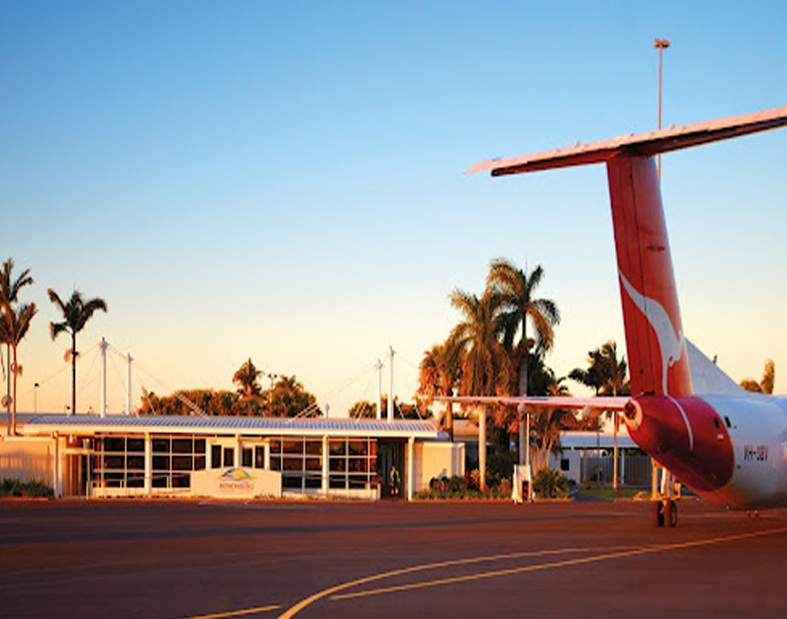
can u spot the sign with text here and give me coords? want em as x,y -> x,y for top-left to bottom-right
191,467 -> 282,499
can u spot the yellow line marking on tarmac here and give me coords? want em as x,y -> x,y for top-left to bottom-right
278,526 -> 787,617
275,545 -> 633,619
332,527 -> 787,602
175,604 -> 281,619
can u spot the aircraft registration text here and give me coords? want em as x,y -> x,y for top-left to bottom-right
743,445 -> 769,462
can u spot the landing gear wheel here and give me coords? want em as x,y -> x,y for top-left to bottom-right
653,501 -> 665,527
666,500 -> 678,528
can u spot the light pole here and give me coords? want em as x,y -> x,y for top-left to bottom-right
265,373 -> 278,406
654,37 -> 670,499
654,38 -> 670,180
34,382 -> 39,413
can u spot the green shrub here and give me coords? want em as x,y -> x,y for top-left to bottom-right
416,474 -> 511,500
532,469 -> 570,499
0,478 -> 54,498
487,451 -> 516,481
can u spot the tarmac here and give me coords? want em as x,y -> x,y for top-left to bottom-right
1,497 -> 786,618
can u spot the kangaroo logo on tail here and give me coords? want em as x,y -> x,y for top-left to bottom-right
619,271 -> 685,395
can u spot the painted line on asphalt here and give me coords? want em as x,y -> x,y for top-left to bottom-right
277,526 -> 787,617
275,545 -> 636,619
173,604 -> 281,619
330,526 -> 787,602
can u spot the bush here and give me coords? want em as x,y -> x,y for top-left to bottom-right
0,478 -> 54,498
532,469 -> 570,499
487,451 -> 516,481
416,474 -> 511,500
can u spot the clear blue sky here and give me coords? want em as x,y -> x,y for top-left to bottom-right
2,1 -> 786,414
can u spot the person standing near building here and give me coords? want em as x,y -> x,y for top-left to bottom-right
390,465 -> 400,498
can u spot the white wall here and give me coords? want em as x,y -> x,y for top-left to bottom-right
0,436 -> 54,483
414,442 -> 465,492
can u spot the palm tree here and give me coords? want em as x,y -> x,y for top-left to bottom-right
0,259 -> 36,434
741,359 -> 775,394
0,259 -> 37,435
531,374 -> 572,473
417,337 -> 463,440
449,289 -> 512,492
487,259 -> 560,465
596,341 -> 628,493
595,341 -> 629,397
266,375 -> 320,417
487,259 -> 560,395
761,360 -> 776,395
448,289 -> 512,398
569,350 -> 605,395
233,358 -> 262,397
48,289 -> 108,415
570,340 -> 629,490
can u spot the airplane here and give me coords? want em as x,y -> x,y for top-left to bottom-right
448,104 -> 787,527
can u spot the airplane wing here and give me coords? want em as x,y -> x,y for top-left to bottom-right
437,395 -> 642,428
467,104 -> 787,177
437,395 -> 631,412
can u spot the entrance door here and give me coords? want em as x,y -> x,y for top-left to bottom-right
377,440 -> 404,498
62,452 -> 90,497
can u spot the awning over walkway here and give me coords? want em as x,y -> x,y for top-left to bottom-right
13,413 -> 443,440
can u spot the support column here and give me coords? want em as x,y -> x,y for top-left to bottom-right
127,354 -> 133,415
144,433 -> 152,496
100,338 -> 108,418
235,435 -> 241,468
52,433 -> 61,498
620,447 -> 626,486
322,435 -> 329,496
376,360 -> 383,420
407,437 -> 414,501
387,346 -> 395,423
479,407 -> 487,492
613,412 -> 619,493
518,408 -> 525,465
652,463 -> 659,499
57,435 -> 65,497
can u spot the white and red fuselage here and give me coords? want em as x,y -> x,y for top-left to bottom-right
628,393 -> 787,509
467,105 -> 787,511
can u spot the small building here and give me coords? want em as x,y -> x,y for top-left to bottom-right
553,431 -> 653,486
0,413 -> 464,501
452,419 -> 653,487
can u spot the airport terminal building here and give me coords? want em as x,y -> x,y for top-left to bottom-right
0,413 -> 464,501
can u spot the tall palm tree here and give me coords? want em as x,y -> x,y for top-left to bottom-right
0,304 -> 37,434
266,375 -> 319,417
761,360 -> 776,395
487,259 -> 560,396
48,289 -> 108,415
597,341 -> 629,493
594,341 -> 629,397
487,259 -> 560,465
569,349 -> 605,395
233,358 -> 262,397
570,340 -> 629,490
0,258 -> 36,434
741,359 -> 776,394
531,374 -> 572,473
448,289 -> 512,398
417,337 -> 463,440
449,289 -> 512,492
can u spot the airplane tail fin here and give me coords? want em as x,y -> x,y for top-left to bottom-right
606,154 -> 691,396
468,105 -> 787,398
